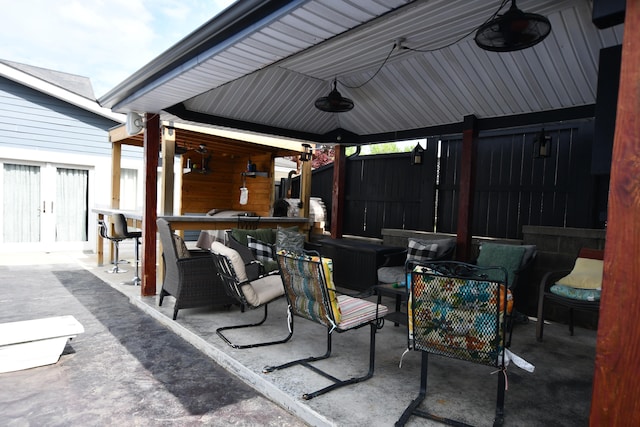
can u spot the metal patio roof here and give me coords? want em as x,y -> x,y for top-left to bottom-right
98,0 -> 623,144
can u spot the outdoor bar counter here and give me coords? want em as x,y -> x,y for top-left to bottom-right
158,215 -> 310,232
94,208 -> 311,273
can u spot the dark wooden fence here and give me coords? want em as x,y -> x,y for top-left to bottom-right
301,119 -> 606,240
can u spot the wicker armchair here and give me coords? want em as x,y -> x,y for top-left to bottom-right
157,218 -> 235,320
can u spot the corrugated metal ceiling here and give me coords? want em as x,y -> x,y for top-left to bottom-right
102,0 -> 623,143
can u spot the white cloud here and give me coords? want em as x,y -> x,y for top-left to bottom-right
0,0 -> 235,98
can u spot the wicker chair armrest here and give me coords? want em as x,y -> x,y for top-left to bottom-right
177,254 -> 214,265
176,255 -> 217,282
187,248 -> 213,257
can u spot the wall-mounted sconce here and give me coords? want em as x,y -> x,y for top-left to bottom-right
300,143 -> 313,162
534,129 -> 552,158
411,143 -> 425,165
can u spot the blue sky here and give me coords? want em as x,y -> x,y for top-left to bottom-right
0,0 -> 235,98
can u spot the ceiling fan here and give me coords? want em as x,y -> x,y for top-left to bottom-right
315,79 -> 354,113
475,0 -> 551,52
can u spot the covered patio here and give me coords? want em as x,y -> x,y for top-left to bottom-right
1,248 -> 595,426
97,0 -> 638,423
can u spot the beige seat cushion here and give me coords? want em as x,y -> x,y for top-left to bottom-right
211,241 -> 247,282
241,274 -> 284,307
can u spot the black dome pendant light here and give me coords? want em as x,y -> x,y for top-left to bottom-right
314,79 -> 354,112
475,0 -> 551,52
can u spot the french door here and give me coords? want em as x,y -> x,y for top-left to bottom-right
1,162 -> 89,251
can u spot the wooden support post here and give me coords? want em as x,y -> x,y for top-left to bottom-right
455,115 -> 478,261
96,212 -> 104,266
107,141 -> 122,263
111,142 -> 122,209
330,144 -> 346,239
591,0 -> 640,424
160,126 -> 175,215
299,159 -> 312,219
142,113 -> 159,297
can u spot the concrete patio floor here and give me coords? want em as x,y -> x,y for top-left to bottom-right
0,242 -> 596,426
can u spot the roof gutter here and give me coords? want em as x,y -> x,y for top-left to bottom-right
1,63 -> 124,123
98,0 -> 301,111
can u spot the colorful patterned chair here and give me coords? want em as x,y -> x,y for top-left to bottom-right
263,250 -> 388,400
396,261 -> 510,427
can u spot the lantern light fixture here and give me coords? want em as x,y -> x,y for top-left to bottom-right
534,129 -> 552,158
411,143 -> 425,166
300,143 -> 313,162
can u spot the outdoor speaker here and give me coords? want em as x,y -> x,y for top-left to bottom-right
126,112 -> 144,135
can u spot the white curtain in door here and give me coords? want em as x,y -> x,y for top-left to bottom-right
56,168 -> 88,242
3,164 -> 41,243
120,168 -> 138,210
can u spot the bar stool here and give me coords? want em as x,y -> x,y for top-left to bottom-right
113,214 -> 142,286
98,219 -> 127,274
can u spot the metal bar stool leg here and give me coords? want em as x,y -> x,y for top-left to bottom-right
108,239 -> 127,274
132,237 -> 141,285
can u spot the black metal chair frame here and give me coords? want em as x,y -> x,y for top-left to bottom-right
263,251 -> 386,400
211,251 -> 293,349
396,261 -> 509,427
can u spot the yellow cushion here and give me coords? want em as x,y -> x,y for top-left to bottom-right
557,257 -> 604,290
320,257 -> 342,324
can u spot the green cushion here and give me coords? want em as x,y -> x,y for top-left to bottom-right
476,243 -> 526,287
231,228 -> 276,246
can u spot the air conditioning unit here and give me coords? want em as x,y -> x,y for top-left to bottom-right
126,112 -> 144,136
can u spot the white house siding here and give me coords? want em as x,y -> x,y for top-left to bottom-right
0,77 -> 139,252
